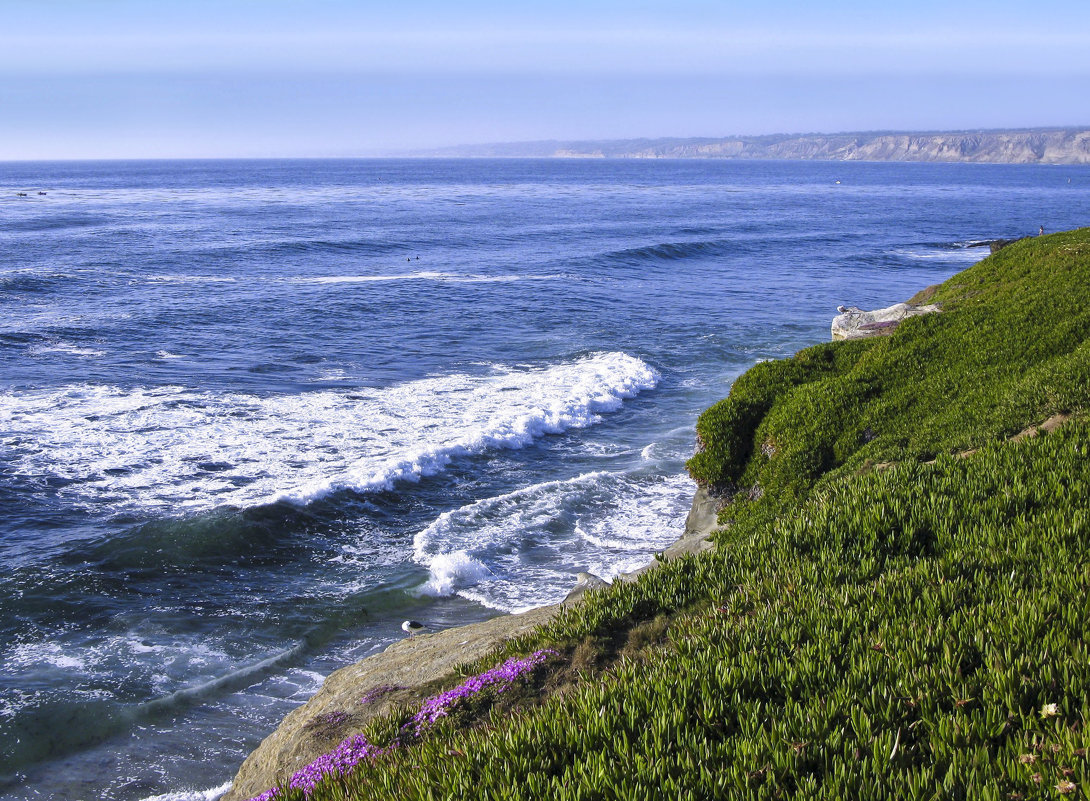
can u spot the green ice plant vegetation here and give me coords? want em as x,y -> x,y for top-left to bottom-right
688,230 -> 1090,497
259,230 -> 1090,800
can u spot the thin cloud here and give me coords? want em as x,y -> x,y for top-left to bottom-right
2,26 -> 1088,75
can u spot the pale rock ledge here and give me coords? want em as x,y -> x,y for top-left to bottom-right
831,302 -> 940,341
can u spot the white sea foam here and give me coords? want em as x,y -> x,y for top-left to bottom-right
28,341 -> 106,358
0,352 -> 657,514
146,275 -> 238,284
0,688 -> 31,720
891,246 -> 985,262
302,271 -> 564,285
290,669 -> 328,697
419,550 -> 493,597
5,641 -> 86,671
0,631 -> 242,707
413,469 -> 693,612
139,781 -> 232,801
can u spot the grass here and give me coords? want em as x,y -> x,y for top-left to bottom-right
249,229 -> 1090,800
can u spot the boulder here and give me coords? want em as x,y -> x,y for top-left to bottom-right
831,302 -> 940,341
989,236 -> 1029,254
563,572 -> 610,602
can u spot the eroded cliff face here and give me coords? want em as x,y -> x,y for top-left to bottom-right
426,129 -> 1090,164
801,131 -> 1090,164
623,130 -> 1090,163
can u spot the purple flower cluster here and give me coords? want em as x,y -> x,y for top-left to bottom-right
247,649 -> 555,801
359,684 -> 404,705
288,734 -> 389,794
247,734 -> 391,800
412,649 -> 556,732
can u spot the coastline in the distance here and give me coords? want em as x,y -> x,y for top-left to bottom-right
411,127 -> 1090,164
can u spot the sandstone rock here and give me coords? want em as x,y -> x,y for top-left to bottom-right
563,572 -> 610,602
222,604 -> 560,800
831,302 -> 940,341
682,485 -> 719,537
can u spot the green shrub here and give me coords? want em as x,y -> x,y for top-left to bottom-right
689,228 -> 1090,501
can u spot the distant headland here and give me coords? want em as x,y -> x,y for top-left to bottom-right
414,127 -> 1090,164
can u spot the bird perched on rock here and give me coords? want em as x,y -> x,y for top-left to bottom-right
401,620 -> 426,638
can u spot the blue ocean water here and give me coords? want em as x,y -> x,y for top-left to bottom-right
1,158 -> 1087,800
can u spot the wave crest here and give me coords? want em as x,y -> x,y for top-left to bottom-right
0,352 -> 658,515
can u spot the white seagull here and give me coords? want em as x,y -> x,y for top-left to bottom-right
401,620 -> 427,638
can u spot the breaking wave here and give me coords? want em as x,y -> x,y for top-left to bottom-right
0,352 -> 658,515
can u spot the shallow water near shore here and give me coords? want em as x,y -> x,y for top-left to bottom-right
1,158 -> 1088,800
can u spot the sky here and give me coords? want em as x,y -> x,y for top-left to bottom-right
2,0 -> 1089,159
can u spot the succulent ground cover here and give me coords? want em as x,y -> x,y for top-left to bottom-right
254,230 -> 1090,800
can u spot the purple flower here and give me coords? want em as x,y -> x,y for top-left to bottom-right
247,649 -> 556,801
360,684 -> 404,705
411,649 -> 556,733
287,733 -> 391,795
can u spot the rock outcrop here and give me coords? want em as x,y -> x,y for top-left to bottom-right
563,571 -> 611,602
831,302 -> 940,341
223,604 -> 561,801
989,236 -> 1030,254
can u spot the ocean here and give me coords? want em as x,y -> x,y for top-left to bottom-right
1,158 -> 1087,800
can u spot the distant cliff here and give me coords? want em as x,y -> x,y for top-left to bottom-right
418,128 -> 1090,164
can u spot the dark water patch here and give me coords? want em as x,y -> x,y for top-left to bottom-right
244,362 -> 303,374
595,238 -> 737,266
198,236 -> 416,259
65,504 -> 327,572
672,225 -> 721,236
0,331 -> 48,346
0,697 -> 127,781
592,231 -> 850,269
0,273 -> 77,294
5,213 -> 105,233
196,460 -> 233,472
926,238 -> 1000,250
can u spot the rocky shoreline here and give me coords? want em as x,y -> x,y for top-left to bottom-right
223,485 -> 721,801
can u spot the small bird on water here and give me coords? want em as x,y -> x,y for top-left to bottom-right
402,620 -> 426,638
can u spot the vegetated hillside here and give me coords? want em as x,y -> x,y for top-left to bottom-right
250,230 -> 1090,801
421,128 -> 1090,164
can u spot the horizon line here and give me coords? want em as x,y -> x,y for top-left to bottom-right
2,125 -> 1088,164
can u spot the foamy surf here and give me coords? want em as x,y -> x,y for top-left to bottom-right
889,243 -> 988,262
139,781 -> 232,801
413,469 -> 693,612
0,352 -> 658,515
301,271 -> 566,285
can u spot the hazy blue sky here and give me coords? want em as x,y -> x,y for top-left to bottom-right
2,0 -> 1088,159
